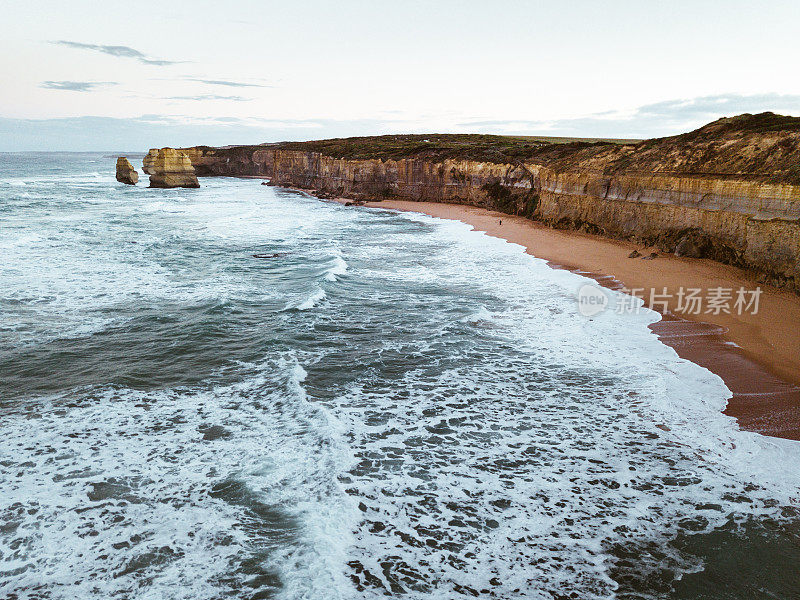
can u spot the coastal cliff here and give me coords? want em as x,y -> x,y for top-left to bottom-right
181,113 -> 800,291
143,148 -> 200,189
179,145 -> 275,177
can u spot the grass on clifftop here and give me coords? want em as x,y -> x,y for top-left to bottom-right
197,113 -> 800,184
270,114 -> 800,183
276,133 -> 639,162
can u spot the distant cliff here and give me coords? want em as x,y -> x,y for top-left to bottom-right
180,145 -> 275,177
142,148 -> 200,188
181,113 -> 800,291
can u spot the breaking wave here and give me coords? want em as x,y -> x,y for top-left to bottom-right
0,153 -> 798,600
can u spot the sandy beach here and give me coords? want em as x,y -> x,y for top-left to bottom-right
342,199 -> 800,441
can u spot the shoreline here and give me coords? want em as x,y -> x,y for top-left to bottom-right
326,196 -> 800,441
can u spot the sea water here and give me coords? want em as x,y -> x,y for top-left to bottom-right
0,153 -> 798,599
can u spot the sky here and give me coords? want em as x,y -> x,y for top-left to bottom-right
1,0 -> 799,150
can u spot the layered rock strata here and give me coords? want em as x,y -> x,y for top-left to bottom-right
115,157 -> 139,185
143,148 -> 200,189
179,145 -> 275,177
179,113 -> 800,291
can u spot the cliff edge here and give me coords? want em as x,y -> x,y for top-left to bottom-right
179,113 -> 800,291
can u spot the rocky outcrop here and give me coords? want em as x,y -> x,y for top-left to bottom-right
143,148 -> 200,189
115,157 -> 138,185
178,145 -> 274,177
528,166 -> 800,287
269,150 -> 539,212
180,113 -> 800,292
142,149 -> 157,175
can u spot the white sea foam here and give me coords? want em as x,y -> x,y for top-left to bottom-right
0,353 -> 358,600
1,178 -> 28,187
324,251 -> 349,282
322,209 -> 800,598
459,304 -> 495,324
2,161 -> 799,600
290,287 -> 327,311
0,177 -> 331,347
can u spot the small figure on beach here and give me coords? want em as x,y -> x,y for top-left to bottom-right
499,219 -> 502,225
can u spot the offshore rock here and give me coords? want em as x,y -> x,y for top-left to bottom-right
115,157 -> 138,185
144,148 -> 200,189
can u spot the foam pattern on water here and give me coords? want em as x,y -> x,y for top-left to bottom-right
317,212 -> 800,598
0,155 -> 798,599
0,355 -> 356,599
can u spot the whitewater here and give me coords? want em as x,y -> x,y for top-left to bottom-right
0,153 -> 798,600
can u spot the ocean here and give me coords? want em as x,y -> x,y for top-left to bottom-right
0,152 -> 798,599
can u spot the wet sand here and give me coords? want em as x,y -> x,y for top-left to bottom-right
343,199 -> 800,441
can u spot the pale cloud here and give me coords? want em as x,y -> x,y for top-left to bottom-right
40,81 -> 117,92
459,93 -> 800,139
162,95 -> 253,102
185,78 -> 272,88
52,41 -> 182,66
0,115 -> 403,151
3,94 -> 800,151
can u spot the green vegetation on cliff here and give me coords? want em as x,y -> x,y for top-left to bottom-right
598,112 -> 800,184
182,113 -> 800,291
271,112 -> 800,185
188,112 -> 800,185
276,133 -> 638,163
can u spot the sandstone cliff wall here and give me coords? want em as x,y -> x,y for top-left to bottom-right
144,148 -> 200,189
271,149 -> 536,208
179,146 -> 274,177
529,167 -> 800,287
179,138 -> 799,291
264,149 -> 800,290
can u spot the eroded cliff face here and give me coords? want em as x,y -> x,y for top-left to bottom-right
144,148 -> 200,189
265,150 -> 800,291
529,167 -> 800,288
115,157 -> 138,185
179,145 -> 274,177
271,150 -> 538,211
181,114 -> 800,291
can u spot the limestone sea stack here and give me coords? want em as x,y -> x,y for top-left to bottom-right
143,148 -> 200,188
142,149 -> 157,175
115,157 -> 139,185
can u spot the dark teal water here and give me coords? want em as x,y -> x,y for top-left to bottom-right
0,153 -> 798,599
